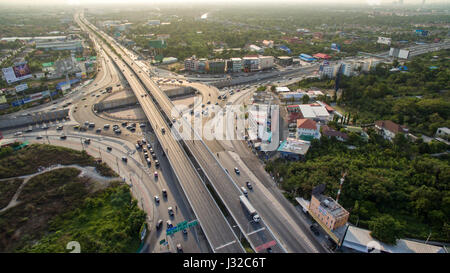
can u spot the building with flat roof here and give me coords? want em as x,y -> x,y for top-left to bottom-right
276,56 -> 293,67
228,57 -> 242,73
275,86 -> 290,93
277,138 -> 311,160
36,40 -> 83,51
298,104 -> 331,122
342,225 -> 447,253
259,55 -> 274,70
299,53 -> 316,62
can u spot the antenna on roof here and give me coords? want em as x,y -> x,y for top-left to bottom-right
335,171 -> 347,204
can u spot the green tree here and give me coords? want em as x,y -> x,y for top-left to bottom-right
369,215 -> 404,245
302,94 -> 310,104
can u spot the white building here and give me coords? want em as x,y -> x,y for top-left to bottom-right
247,104 -> 271,143
297,118 -> 321,141
275,86 -> 290,93
298,104 -> 331,122
248,44 -> 264,53
320,65 -> 338,79
435,127 -> 450,138
342,62 -> 354,77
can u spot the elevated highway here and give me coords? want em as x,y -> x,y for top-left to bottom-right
76,13 -> 245,253
77,13 -> 294,253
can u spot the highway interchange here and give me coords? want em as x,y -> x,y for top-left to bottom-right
2,11 -> 448,254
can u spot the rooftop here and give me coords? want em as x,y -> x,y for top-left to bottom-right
375,120 -> 408,134
313,193 -> 349,219
297,118 -> 317,130
343,226 -> 447,253
275,86 -> 290,92
277,138 -> 310,155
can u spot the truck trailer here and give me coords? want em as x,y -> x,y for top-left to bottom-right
239,195 -> 260,222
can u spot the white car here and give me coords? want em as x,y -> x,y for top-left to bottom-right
154,196 -> 160,203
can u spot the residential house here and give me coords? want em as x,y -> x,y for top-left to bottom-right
297,118 -> 321,141
374,120 -> 408,141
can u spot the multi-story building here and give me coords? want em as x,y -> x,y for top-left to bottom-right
207,59 -> 225,74
320,65 -> 337,79
184,57 -> 198,72
341,62 -> 354,77
228,57 -> 242,73
242,56 -> 260,72
309,191 -> 349,231
259,56 -> 274,70
197,58 -> 207,73
276,56 -> 293,66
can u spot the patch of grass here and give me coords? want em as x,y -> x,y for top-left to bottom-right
0,167 -> 145,253
95,162 -> 119,178
0,178 -> 23,209
0,144 -> 95,179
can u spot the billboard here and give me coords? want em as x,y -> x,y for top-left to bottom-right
15,83 -> 28,93
0,95 -> 6,104
377,37 -> 391,45
2,62 -> 32,84
331,43 -> 341,52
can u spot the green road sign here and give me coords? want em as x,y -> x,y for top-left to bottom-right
166,220 -> 198,236
159,239 -> 166,245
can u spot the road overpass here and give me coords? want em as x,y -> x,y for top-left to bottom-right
76,13 -> 245,253
77,13 -> 296,253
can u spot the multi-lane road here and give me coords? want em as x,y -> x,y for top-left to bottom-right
76,12 -> 246,253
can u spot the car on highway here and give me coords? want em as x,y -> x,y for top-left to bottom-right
246,181 -> 253,190
162,189 -> 167,198
241,187 -> 248,196
107,146 -> 112,151
104,124 -> 110,129
183,229 -> 187,235
154,196 -> 160,203
146,158 -> 151,165
161,128 -> 165,134
114,129 -> 121,134
36,135 -> 43,139
168,207 -> 174,216
144,152 -> 149,158
310,224 -> 320,236
14,131 -> 23,136
42,125 -> 49,130
122,157 -> 127,162
156,219 -> 163,230
135,144 -> 140,150
121,122 -> 127,127
176,244 -> 183,253
56,125 -> 63,130
60,134 -> 67,140
84,138 -> 91,144
167,220 -> 173,229
154,171 -> 158,178
96,128 -> 101,133
155,160 -> 160,167
147,143 -> 152,149
139,123 -> 145,128
234,167 -> 240,175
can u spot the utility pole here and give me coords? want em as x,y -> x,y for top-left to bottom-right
336,171 -> 347,204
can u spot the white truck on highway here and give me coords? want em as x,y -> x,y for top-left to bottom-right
239,195 -> 260,223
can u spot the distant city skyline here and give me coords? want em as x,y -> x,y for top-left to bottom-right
0,0 -> 448,6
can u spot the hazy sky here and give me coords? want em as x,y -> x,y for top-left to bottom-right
0,0 -> 448,5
